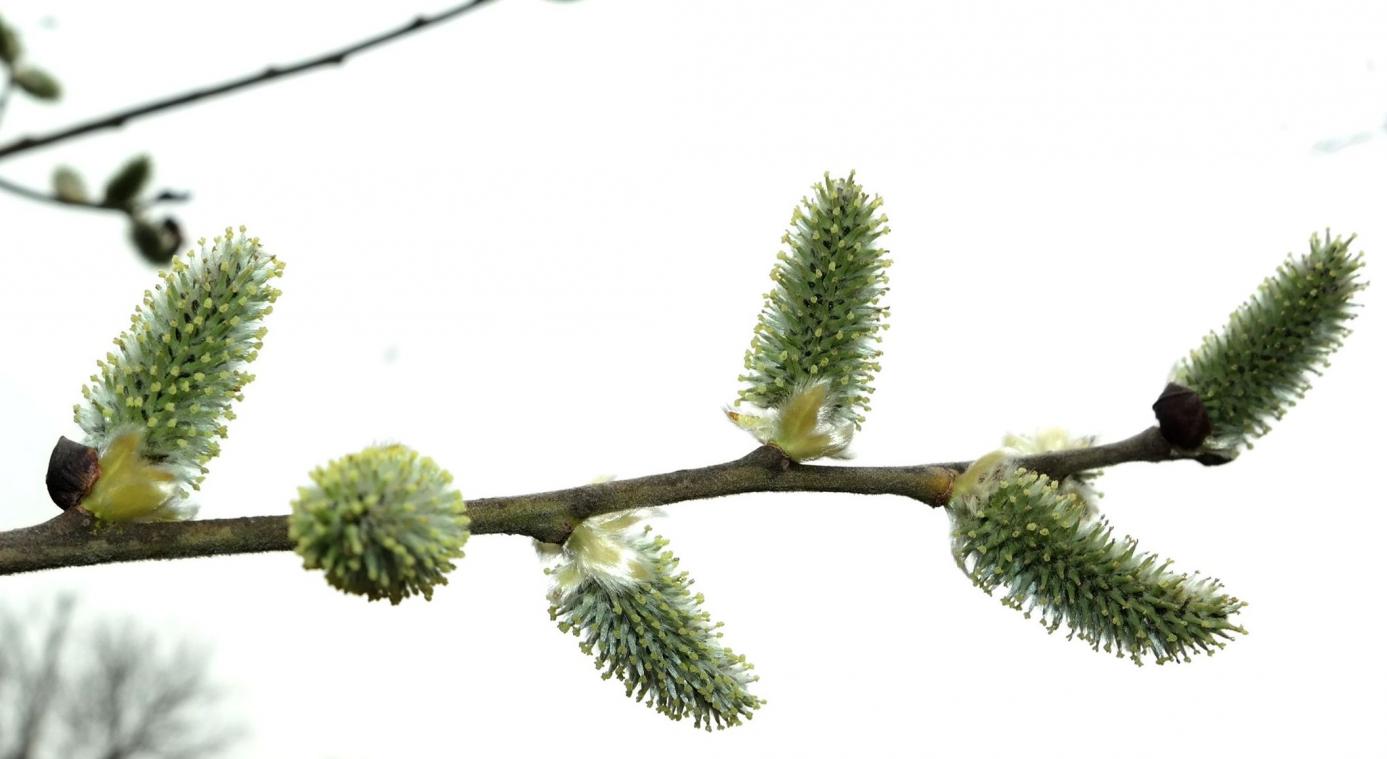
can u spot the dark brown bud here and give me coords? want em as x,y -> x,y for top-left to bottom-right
46,436 -> 100,511
1152,382 -> 1212,450
129,216 -> 182,265
161,217 -> 184,254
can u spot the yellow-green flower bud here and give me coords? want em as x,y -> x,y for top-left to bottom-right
726,380 -> 851,460
81,431 -> 184,522
290,445 -> 470,605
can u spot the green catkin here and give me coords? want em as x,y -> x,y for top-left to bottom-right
949,467 -> 1245,665
72,228 -> 283,520
290,445 -> 470,605
1172,230 -> 1366,452
736,172 -> 891,434
546,513 -> 763,730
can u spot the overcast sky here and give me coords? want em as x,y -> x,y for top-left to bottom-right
1,1 -> 1385,757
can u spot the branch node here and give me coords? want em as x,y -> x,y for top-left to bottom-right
738,444 -> 792,471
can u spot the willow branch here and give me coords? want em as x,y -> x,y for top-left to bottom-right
0,426 -> 1208,577
0,0 -> 500,161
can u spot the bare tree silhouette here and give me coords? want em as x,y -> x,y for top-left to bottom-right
0,598 -> 238,759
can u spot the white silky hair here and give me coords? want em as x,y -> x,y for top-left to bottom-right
540,508 -> 667,599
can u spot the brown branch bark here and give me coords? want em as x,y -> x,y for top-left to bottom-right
0,426 -> 1205,577
0,0 -> 501,161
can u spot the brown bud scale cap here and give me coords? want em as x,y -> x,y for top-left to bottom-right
1152,382 -> 1213,450
46,436 -> 100,511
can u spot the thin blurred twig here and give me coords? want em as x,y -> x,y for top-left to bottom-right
0,0 -> 501,161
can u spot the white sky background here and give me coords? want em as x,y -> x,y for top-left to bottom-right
1,1 -> 1385,756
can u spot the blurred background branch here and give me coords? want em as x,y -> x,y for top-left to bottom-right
0,596 -> 238,759
0,0 -> 500,263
